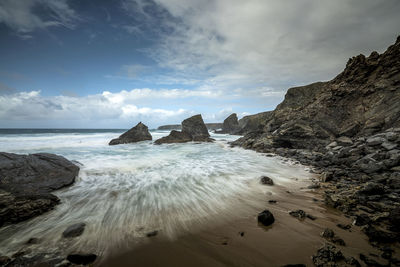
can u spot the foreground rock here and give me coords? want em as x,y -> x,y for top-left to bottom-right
260,176 -> 274,185
155,115 -> 213,144
62,222 -> 86,238
0,152 -> 79,227
321,228 -> 346,246
257,210 -> 275,226
109,122 -> 152,145
67,253 -> 97,265
0,152 -> 79,194
312,243 -> 359,267
0,190 -> 60,227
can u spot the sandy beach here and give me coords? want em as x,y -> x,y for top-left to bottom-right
101,173 -> 389,267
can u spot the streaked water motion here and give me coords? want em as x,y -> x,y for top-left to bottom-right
0,130 -> 311,256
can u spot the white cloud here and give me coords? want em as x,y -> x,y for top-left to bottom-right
0,0 -> 79,38
123,0 -> 400,92
0,90 -> 195,127
0,87 -> 281,127
0,87 -> 253,127
101,88 -> 222,100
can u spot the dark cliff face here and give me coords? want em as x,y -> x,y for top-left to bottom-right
233,36 -> 400,150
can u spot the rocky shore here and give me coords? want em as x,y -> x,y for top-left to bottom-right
0,36 -> 399,266
230,36 -> 400,265
0,153 -> 86,266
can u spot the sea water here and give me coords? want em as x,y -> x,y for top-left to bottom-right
0,129 -> 311,256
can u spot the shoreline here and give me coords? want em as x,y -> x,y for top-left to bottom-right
100,161 -> 388,267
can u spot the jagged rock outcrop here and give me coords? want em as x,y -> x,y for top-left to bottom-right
155,114 -> 213,144
232,36 -> 400,255
215,113 -> 241,134
154,130 -> 192,144
237,111 -> 272,135
109,122 -> 152,145
0,152 -> 79,227
232,36 -> 400,150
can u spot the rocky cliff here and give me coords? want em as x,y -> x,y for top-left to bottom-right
233,36 -> 400,150
231,36 -> 400,257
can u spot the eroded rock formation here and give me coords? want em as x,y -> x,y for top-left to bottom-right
155,114 -> 213,144
109,122 -> 152,145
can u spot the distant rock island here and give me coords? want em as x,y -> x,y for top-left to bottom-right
157,113 -> 273,136
109,122 -> 152,145
155,114 -> 213,144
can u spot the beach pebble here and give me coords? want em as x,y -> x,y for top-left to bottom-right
67,253 -> 97,265
257,210 -> 275,226
146,230 -> 158,237
289,210 -> 306,219
62,223 -> 86,238
260,176 -> 274,185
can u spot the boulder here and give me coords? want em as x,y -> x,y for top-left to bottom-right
321,228 -> 346,246
155,115 -> 213,144
67,253 -> 97,265
321,228 -> 335,239
260,176 -> 274,185
0,190 -> 60,227
289,210 -> 306,219
0,153 -> 79,227
109,122 -> 152,145
366,136 -> 386,146
0,152 -> 79,194
62,222 -> 86,238
0,256 -> 11,266
382,142 -> 397,150
336,136 -> 353,146
257,210 -> 275,226
312,243 -> 344,267
146,230 -> 158,237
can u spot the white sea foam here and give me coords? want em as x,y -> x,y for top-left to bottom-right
0,130 -> 311,255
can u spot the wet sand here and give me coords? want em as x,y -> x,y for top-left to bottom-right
100,178 -> 386,267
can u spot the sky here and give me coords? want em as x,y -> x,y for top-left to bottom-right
0,0 -> 399,128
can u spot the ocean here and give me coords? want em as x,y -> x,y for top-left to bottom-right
0,129 -> 311,256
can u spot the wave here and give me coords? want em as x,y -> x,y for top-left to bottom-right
0,131 -> 311,256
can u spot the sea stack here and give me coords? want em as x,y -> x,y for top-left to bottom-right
216,113 -> 241,134
109,122 -> 152,145
155,114 -> 213,144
